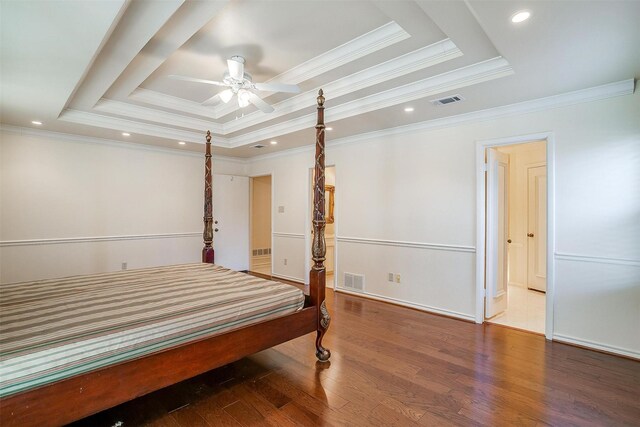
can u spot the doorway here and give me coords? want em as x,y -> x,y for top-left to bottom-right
308,166 -> 336,288
475,133 -> 555,339
249,175 -> 272,275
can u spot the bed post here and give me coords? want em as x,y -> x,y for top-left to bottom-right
310,89 -> 331,362
202,130 -> 215,264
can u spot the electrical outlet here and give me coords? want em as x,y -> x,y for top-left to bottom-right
121,262 -> 127,271
395,274 -> 401,283
284,258 -> 287,266
388,273 -> 394,282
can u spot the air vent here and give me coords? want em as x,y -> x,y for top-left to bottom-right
253,144 -> 266,149
430,94 -> 465,106
344,272 -> 365,292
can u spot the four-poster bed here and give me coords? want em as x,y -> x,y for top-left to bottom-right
0,91 -> 331,427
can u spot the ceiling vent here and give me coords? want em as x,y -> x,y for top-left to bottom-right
431,94 -> 465,106
252,144 -> 266,149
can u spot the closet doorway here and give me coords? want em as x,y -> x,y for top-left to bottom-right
476,134 -> 555,338
249,175 -> 272,275
309,166 -> 336,289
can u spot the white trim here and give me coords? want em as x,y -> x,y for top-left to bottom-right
228,57 -> 513,148
337,236 -> 475,253
327,79 -> 635,152
553,333 -> 639,360
0,124 -> 202,158
271,273 -> 305,284
475,132 -> 556,341
58,109 -> 229,146
0,232 -> 200,247
222,39 -> 461,134
130,21 -> 409,120
212,21 -> 410,118
555,253 -> 640,267
335,287 -> 475,322
94,99 -> 224,134
272,232 -> 305,239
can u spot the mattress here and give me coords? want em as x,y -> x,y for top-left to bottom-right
0,263 -> 305,398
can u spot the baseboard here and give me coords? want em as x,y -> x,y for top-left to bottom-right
271,273 -> 305,284
553,333 -> 639,360
335,287 -> 475,322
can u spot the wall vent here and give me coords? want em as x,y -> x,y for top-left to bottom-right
253,144 -> 266,149
430,94 -> 465,106
343,272 -> 365,292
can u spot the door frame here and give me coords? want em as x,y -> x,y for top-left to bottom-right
304,165 -> 337,288
248,173 -> 273,275
475,132 -> 556,340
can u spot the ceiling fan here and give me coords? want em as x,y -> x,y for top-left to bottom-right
169,56 -> 300,113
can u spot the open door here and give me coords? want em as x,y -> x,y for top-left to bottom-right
213,174 -> 249,271
527,166 -> 547,291
485,148 -> 510,318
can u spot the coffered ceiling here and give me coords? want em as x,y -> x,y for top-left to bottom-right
1,0 -> 638,157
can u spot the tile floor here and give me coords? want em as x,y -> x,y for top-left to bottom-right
488,284 -> 546,334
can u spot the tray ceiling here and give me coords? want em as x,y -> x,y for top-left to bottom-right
1,0 -> 638,157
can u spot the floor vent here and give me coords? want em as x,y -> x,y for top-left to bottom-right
252,248 -> 271,256
430,94 -> 464,106
344,272 -> 365,292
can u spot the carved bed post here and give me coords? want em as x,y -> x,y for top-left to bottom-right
310,89 -> 331,362
202,130 -> 215,264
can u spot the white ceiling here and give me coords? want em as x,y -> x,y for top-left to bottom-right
1,0 -> 638,158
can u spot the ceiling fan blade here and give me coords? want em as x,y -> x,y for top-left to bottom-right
254,82 -> 301,93
248,92 -> 275,113
201,93 -> 221,106
169,75 -> 228,86
227,57 -> 245,80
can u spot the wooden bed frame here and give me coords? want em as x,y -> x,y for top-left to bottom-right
0,91 -> 331,427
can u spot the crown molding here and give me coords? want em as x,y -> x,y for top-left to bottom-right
129,21 -> 410,120
228,57 -> 513,147
222,39 -> 462,134
94,98 -> 223,134
325,78 -> 635,150
58,109 -> 228,145
129,88 -> 221,119
0,124 -> 202,158
212,21 -> 411,118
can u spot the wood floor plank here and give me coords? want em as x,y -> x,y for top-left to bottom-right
63,287 -> 639,426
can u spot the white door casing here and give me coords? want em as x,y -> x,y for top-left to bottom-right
485,148 -> 510,318
213,174 -> 249,271
527,166 -> 547,291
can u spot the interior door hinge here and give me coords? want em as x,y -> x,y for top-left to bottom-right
481,163 -> 488,172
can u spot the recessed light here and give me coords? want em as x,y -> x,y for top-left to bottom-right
122,132 -> 130,137
270,140 -> 278,145
178,141 -> 186,145
511,10 -> 530,23
326,127 -> 333,131
404,107 -> 414,112
31,120 -> 42,125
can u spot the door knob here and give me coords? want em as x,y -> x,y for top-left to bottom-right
507,239 -> 512,243
527,233 -> 534,237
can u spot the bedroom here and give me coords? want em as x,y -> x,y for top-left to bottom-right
1,0 -> 638,425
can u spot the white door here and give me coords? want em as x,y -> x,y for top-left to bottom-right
527,166 -> 547,291
485,148 -> 510,318
213,174 -> 249,271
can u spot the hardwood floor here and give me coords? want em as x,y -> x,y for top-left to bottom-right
70,288 -> 640,426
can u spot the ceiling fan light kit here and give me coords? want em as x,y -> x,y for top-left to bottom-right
169,55 -> 301,113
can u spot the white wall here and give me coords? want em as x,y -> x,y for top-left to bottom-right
247,90 -> 640,357
0,129 -> 245,283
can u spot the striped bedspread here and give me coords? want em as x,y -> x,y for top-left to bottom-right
0,263 -> 305,397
